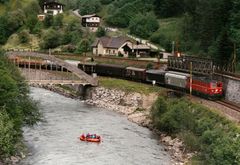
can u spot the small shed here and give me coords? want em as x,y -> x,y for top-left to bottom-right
133,44 -> 151,57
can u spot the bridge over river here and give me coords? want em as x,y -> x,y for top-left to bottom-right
6,51 -> 98,86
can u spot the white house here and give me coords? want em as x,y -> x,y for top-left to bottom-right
81,14 -> 101,32
43,1 -> 64,16
91,36 -> 133,57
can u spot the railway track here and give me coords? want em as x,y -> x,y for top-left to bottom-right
215,100 -> 240,113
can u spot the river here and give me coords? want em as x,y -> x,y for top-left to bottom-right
19,87 -> 172,165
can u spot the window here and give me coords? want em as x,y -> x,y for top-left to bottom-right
211,83 -> 217,88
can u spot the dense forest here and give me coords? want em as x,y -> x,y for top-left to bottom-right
0,0 -> 239,70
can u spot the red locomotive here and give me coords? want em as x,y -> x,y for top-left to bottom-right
188,76 -> 223,99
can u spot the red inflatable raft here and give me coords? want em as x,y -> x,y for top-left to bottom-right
80,134 -> 101,143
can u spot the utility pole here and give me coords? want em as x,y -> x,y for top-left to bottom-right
190,62 -> 192,98
172,41 -> 175,56
232,43 -> 237,72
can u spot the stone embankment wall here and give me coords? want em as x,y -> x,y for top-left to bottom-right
85,87 -> 154,127
223,77 -> 240,105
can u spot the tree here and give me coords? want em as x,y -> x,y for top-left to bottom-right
214,29 -> 233,71
6,9 -> 26,33
76,39 -> 91,55
100,0 -> 113,5
53,14 -> 63,29
40,29 -> 62,49
44,15 -> 54,28
0,15 -> 9,44
18,30 -> 30,44
96,26 -> 106,37
78,0 -> 102,15
106,0 -> 154,28
38,0 -> 45,10
0,0 -> 9,3
180,0 -> 233,54
129,13 -> 159,38
154,0 -> 185,17
23,0 -> 41,16
26,15 -> 39,33
32,21 -> 43,35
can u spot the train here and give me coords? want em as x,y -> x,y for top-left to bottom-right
78,63 -> 223,100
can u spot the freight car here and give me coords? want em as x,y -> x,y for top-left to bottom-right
126,67 -> 146,82
165,71 -> 190,91
78,62 -> 96,74
146,70 -> 165,85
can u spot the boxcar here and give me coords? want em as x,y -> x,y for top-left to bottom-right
78,62 -> 96,74
96,64 -> 126,78
165,71 -> 190,90
146,69 -> 166,85
126,67 -> 146,82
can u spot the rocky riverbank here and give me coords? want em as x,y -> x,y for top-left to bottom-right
29,84 -> 193,165
85,87 -> 193,165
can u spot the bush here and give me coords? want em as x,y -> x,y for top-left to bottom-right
40,29 -> 62,49
129,13 -> 159,38
146,63 -> 154,69
78,0 -> 102,15
151,97 -> 240,164
18,30 -> 29,43
96,26 -> 106,37
179,131 -> 201,151
0,108 -> 16,157
75,39 -> 91,54
150,32 -> 172,52
100,0 -> 113,4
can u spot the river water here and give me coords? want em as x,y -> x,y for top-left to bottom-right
19,87 -> 171,165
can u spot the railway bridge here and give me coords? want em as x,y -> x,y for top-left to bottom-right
5,51 -> 98,87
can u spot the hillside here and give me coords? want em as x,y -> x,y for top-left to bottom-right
0,0 -> 239,72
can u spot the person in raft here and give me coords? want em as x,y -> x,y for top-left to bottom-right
86,133 -> 90,138
81,134 -> 85,139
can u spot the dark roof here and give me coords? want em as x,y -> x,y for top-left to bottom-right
126,67 -> 146,71
133,44 -> 150,50
44,1 -> 64,6
91,36 -> 131,49
146,69 -> 166,74
96,63 -> 126,69
81,14 -> 100,18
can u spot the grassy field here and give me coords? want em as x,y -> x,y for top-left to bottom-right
157,17 -> 182,41
62,11 -> 80,24
0,0 -> 35,15
98,77 -> 166,95
3,33 -> 40,50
